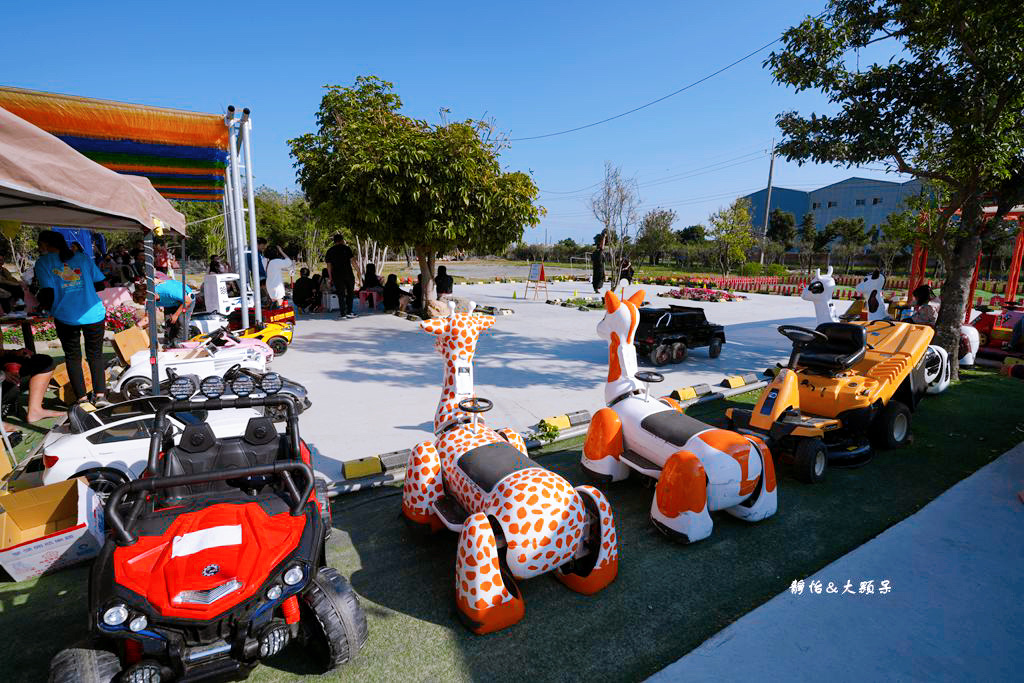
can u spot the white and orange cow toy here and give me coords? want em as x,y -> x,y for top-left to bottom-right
402,305 -> 618,634
582,290 -> 777,543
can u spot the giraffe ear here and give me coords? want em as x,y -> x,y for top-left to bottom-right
627,290 -> 645,308
420,317 -> 449,336
604,290 -> 621,313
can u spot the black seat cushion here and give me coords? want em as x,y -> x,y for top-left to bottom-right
457,442 -> 540,492
244,417 -> 277,446
799,323 -> 867,373
161,429 -> 284,502
640,411 -> 711,447
178,423 -> 217,453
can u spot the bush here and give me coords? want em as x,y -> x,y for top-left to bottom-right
738,262 -> 763,276
766,264 -> 788,276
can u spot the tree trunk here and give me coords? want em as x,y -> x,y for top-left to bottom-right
415,244 -> 436,310
935,227 -> 982,383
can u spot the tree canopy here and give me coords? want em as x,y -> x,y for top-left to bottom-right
636,208 -> 678,264
289,76 -> 543,303
706,198 -> 755,276
767,208 -> 797,249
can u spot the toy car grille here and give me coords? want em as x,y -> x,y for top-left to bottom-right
173,579 -> 242,605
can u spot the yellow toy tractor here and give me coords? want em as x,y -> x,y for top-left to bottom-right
727,321 -> 934,483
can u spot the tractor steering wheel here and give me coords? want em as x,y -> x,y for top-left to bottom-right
458,397 -> 493,414
777,325 -> 828,346
635,371 -> 665,384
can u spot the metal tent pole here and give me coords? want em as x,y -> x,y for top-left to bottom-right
226,110 -> 250,329
145,231 -> 160,395
241,110 -> 263,325
222,192 -> 234,271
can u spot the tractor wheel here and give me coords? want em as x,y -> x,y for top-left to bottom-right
709,337 -> 723,359
871,401 -> 912,450
49,641 -> 121,683
315,478 -> 333,541
793,438 -> 828,484
670,342 -> 688,364
119,377 -> 152,401
268,337 -> 289,356
649,345 -> 671,366
301,567 -> 368,672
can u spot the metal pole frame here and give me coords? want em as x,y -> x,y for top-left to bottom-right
145,231 -> 160,395
222,192 -> 234,272
241,113 -> 263,325
226,115 -> 250,329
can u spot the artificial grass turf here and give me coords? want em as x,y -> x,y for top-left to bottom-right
1,368 -> 1022,682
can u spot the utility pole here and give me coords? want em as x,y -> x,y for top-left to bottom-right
760,138 -> 776,266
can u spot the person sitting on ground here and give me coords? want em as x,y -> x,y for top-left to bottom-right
359,263 -> 384,309
383,273 -> 412,312
619,257 -> 635,285
292,267 -> 316,312
909,284 -> 939,326
0,345 -> 63,429
411,274 -> 423,310
435,265 -> 454,297
99,252 -> 119,285
265,245 -> 294,308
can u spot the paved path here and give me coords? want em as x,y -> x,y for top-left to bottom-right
649,441 -> 1024,683
272,280 -> 817,482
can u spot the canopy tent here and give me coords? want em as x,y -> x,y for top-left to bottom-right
0,86 -> 228,202
0,106 -> 185,233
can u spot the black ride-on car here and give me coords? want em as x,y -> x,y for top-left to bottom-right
49,377 -> 366,682
635,305 -> 726,366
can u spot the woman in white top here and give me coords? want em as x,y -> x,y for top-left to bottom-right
264,245 -> 293,307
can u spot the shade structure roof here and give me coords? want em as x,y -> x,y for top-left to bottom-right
0,86 -> 228,202
0,106 -> 185,234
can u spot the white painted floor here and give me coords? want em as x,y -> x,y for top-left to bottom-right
273,280 -> 819,483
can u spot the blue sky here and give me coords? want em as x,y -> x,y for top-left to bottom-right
3,0 -> 909,244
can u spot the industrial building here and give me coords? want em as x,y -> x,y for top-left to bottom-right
745,177 -> 923,232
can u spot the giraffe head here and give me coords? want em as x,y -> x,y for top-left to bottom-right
597,289 -> 645,404
421,304 -> 496,433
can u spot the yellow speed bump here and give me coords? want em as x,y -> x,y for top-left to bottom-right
670,386 -> 698,401
343,456 -> 384,480
722,375 -> 745,389
540,415 -> 571,431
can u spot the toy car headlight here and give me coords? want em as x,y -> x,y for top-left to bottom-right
169,376 -> 197,400
266,584 -> 282,600
260,373 -> 283,395
283,565 -> 304,586
200,376 -> 226,399
129,615 -> 148,632
103,603 -> 129,626
231,375 -> 254,397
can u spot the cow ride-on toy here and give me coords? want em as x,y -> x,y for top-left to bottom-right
727,319 -> 936,483
634,304 -> 726,366
581,290 -> 777,544
401,304 -> 618,635
49,379 -> 366,682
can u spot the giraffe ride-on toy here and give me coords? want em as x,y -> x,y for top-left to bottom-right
582,290 -> 777,544
401,306 -> 618,635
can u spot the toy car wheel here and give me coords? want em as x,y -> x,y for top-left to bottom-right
49,641 -> 121,683
79,469 -> 129,506
301,567 -> 368,671
315,478 -> 333,540
670,342 -> 688,364
120,376 -> 152,401
268,336 -> 289,356
709,337 -> 723,358
871,400 -> 912,449
793,438 -> 828,484
649,345 -> 671,366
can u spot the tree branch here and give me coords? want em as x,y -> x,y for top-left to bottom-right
891,150 -> 955,184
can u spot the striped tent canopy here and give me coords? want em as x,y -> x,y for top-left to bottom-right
0,86 -> 228,202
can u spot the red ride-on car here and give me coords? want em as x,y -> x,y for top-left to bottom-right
49,381 -> 366,682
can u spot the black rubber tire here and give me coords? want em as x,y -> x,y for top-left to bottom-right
793,438 -> 828,484
77,469 -> 129,507
871,400 -> 912,450
49,642 -> 121,683
670,342 -> 688,364
301,567 -> 368,671
120,376 -> 152,401
709,337 -> 723,359
649,345 -> 670,366
315,478 -> 333,541
268,337 -> 288,356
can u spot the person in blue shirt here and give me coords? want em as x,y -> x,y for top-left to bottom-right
143,278 -> 195,346
34,230 -> 108,403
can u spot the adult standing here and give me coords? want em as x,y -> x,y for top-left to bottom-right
325,234 -> 356,319
591,233 -> 606,293
264,245 -> 294,307
34,230 -> 108,403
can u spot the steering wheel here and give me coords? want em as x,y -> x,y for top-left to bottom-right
458,397 -> 493,414
635,371 -> 665,384
777,325 -> 828,346
223,363 -> 242,380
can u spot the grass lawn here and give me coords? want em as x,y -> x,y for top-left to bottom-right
1,369 -> 1022,681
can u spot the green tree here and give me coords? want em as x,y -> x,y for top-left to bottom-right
676,225 -> 706,243
636,208 -> 678,264
289,76 -> 543,306
171,200 -> 225,262
767,1 -> 1024,375
706,198 -> 756,276
827,217 -> 867,273
767,209 -> 797,249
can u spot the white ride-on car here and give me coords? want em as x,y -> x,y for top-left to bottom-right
109,327 -> 270,400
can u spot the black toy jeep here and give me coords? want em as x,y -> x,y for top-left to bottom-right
635,305 -> 726,365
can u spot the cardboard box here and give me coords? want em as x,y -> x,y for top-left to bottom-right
0,477 -> 104,582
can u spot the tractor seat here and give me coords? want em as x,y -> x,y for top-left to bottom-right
798,323 -> 867,374
640,410 -> 712,447
457,441 -> 540,493
160,417 -> 282,501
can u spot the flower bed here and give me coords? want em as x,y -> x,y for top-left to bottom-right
659,287 -> 746,302
1,319 -> 58,346
105,304 -> 143,333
